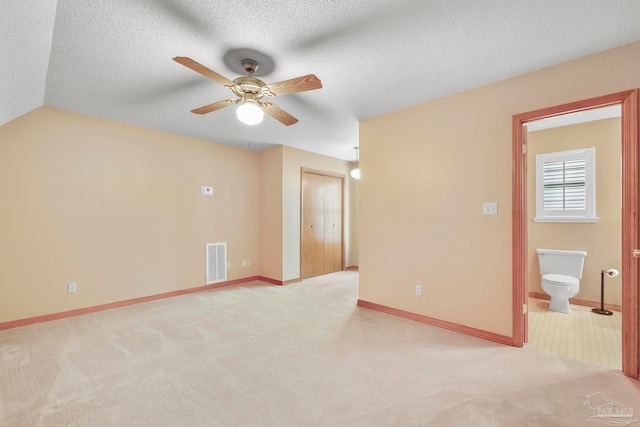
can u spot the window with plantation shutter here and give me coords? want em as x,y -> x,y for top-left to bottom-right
534,148 -> 597,223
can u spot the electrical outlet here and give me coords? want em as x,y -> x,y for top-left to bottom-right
247,259 -> 251,266
67,283 -> 77,294
415,285 -> 423,297
227,262 -> 232,270
242,260 -> 247,267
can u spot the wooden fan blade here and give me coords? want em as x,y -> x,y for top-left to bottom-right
261,102 -> 298,126
264,74 -> 322,96
191,99 -> 238,114
173,56 -> 235,87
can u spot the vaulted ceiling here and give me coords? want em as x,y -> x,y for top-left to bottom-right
3,1 -> 640,160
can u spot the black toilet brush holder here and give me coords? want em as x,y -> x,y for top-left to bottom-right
592,269 -> 616,316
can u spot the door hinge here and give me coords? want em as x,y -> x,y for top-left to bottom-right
522,144 -> 527,154
523,303 -> 528,314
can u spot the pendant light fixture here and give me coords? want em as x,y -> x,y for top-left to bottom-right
350,146 -> 360,180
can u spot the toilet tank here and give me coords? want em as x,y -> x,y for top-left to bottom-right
536,248 -> 587,279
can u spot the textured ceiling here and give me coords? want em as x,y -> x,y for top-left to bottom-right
0,1 -> 56,125
3,1 -> 640,160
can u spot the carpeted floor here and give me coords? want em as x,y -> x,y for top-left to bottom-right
1,271 -> 639,426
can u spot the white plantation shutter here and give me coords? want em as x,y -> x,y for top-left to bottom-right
563,159 -> 587,210
542,161 -> 565,210
535,148 -> 597,223
542,159 -> 586,210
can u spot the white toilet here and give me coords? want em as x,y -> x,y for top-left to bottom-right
536,248 -> 587,314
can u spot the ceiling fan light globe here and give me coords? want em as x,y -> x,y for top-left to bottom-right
236,102 -> 264,125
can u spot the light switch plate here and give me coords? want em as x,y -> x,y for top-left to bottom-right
201,186 -> 213,196
483,202 -> 498,215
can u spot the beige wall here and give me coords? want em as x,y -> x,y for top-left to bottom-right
0,106 -> 359,322
0,107 -> 261,323
527,118 -> 622,306
348,166 -> 359,267
259,146 -> 284,280
359,41 -> 640,338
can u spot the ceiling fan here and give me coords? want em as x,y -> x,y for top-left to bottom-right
173,56 -> 322,126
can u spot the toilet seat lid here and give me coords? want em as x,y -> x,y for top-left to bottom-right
543,274 -> 579,286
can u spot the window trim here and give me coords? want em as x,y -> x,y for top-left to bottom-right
533,147 -> 598,223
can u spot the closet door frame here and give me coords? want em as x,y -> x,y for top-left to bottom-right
300,168 -> 346,279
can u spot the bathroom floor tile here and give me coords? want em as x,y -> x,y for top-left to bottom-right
526,297 -> 622,370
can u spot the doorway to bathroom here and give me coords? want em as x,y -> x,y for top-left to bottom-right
512,90 -> 639,379
526,106 -> 622,369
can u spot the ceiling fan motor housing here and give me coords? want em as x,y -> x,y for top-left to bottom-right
242,59 -> 259,75
231,76 -> 277,99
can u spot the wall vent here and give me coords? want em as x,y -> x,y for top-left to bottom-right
206,243 -> 227,284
